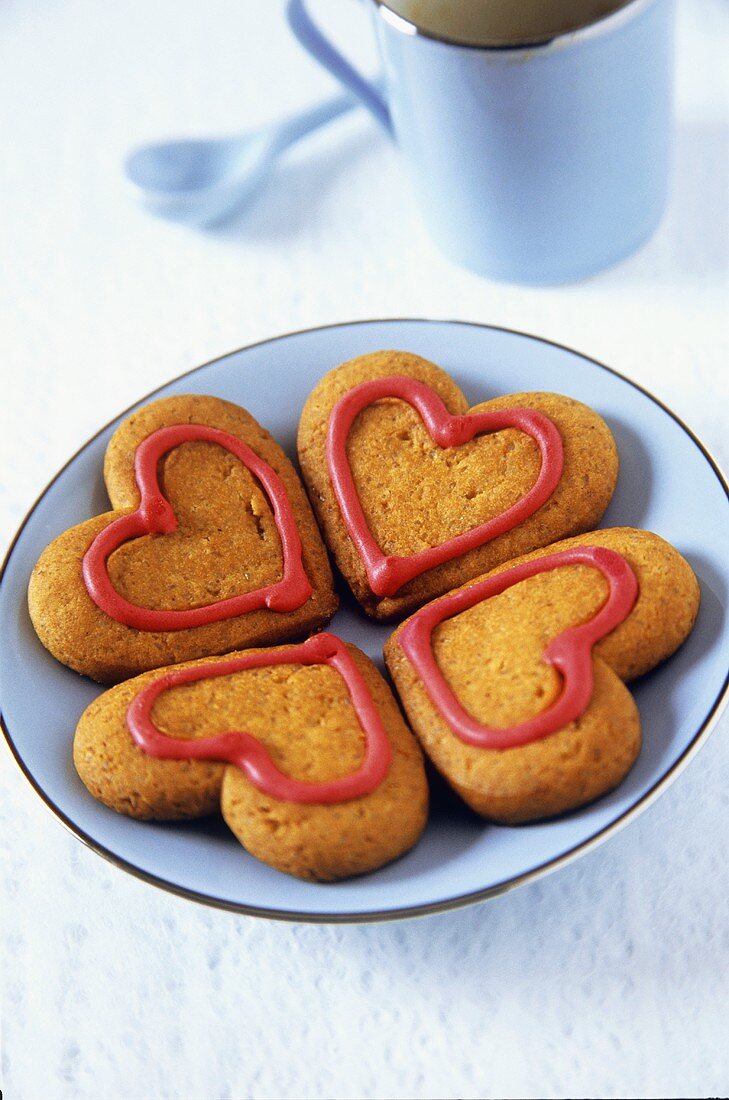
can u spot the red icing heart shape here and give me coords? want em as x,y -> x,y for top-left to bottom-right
126,633 -> 392,804
326,375 -> 564,598
82,424 -> 312,630
397,546 -> 638,749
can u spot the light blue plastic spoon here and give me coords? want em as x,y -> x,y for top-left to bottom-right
125,92 -> 357,225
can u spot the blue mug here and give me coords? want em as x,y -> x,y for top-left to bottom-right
287,0 -> 676,285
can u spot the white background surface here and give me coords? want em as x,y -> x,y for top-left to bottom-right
1,2 -> 727,1098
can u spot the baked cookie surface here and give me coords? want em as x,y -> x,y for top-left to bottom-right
384,528 -> 699,823
74,635 -> 428,882
29,395 -> 338,681
297,350 -> 618,619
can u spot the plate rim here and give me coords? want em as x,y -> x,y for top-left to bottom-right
2,316 -> 728,924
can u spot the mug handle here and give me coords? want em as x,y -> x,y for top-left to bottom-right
286,0 -> 393,136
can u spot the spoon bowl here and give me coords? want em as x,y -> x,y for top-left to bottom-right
125,93 -> 356,226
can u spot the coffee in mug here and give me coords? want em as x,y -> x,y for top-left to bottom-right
383,0 -> 632,45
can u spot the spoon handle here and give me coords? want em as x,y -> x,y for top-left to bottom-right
268,91 -> 359,154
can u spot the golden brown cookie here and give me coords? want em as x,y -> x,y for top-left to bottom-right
297,350 -> 618,620
384,528 -> 699,824
29,395 -> 338,682
74,634 -> 428,882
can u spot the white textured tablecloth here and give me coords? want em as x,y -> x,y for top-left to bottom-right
1,2 -> 728,1098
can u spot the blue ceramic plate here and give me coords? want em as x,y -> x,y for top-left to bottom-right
1,320 -> 727,922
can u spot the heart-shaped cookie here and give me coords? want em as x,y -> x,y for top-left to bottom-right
29,395 -> 338,682
82,423 -> 312,629
73,634 -> 428,882
298,351 -> 619,619
385,528 -> 699,823
327,375 -> 564,598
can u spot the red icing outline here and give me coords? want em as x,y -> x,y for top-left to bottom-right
126,633 -> 392,804
398,546 -> 638,749
326,375 -> 564,598
82,424 -> 312,631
